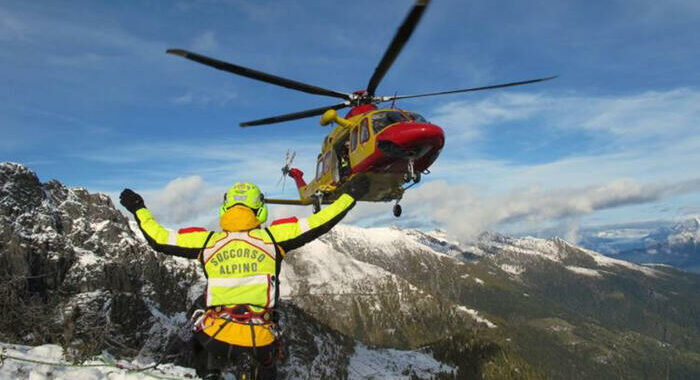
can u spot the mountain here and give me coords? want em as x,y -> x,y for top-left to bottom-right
1,162 -> 699,379
0,162 -> 471,379
578,219 -> 700,273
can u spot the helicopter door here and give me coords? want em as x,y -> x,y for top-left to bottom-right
350,127 -> 359,153
315,155 -> 323,180
335,136 -> 351,182
352,117 -> 374,164
360,118 -> 370,144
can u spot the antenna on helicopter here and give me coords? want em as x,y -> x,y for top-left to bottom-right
276,149 -> 296,192
390,91 -> 398,109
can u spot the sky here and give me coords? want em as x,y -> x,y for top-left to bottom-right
1,0 -> 699,241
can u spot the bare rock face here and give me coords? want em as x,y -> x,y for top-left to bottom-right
0,162 -> 200,354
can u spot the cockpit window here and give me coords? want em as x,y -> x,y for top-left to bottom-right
371,111 -> 409,134
407,112 -> 427,122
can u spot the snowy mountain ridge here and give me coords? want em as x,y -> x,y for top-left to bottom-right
578,215 -> 700,272
2,162 -> 700,379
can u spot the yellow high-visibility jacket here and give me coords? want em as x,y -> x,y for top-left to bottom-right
133,194 -> 356,347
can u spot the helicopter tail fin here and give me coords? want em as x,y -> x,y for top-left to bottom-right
288,168 -> 307,197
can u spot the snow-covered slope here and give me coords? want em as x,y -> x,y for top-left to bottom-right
0,342 -> 197,380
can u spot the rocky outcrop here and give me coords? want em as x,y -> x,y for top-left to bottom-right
0,162 -> 201,353
0,163 -> 450,379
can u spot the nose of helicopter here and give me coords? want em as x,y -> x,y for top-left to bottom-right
376,122 -> 445,158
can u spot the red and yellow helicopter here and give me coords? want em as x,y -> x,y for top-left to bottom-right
167,0 -> 555,217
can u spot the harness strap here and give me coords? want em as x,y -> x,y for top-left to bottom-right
202,317 -> 230,349
198,232 -> 215,273
264,227 -> 282,308
250,324 -> 257,358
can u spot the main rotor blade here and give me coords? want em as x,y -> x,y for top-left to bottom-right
167,49 -> 350,100
383,76 -> 558,101
240,102 -> 350,127
366,0 -> 431,96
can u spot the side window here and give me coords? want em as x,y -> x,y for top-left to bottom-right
322,152 -> 331,174
360,118 -> 369,144
350,127 -> 358,151
316,158 -> 323,180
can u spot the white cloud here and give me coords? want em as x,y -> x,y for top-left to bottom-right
5,4 -> 166,60
626,0 -> 700,23
425,88 -> 700,193
143,176 -> 221,226
98,139 -> 323,228
169,88 -> 237,106
430,92 -> 545,142
116,173 -> 700,241
135,174 -> 316,230
575,89 -> 700,139
344,177 -> 700,241
406,88 -> 700,239
430,88 -> 700,144
191,30 -> 218,52
0,7 -> 29,42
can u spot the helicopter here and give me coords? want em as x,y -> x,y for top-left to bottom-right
166,0 -> 555,217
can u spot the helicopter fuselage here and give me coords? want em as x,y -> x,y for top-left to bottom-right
291,106 -> 444,204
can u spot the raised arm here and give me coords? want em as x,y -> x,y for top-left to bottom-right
120,189 -> 214,259
266,194 -> 356,253
261,175 -> 370,253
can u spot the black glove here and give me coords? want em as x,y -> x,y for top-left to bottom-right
347,175 -> 370,200
120,188 -> 146,213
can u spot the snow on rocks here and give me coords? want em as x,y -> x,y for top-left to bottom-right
0,342 -> 197,380
565,266 -> 602,277
500,264 -> 526,275
667,217 -> 700,245
569,242 -> 659,276
326,224 -> 459,259
455,306 -> 497,328
473,231 -> 660,277
348,343 -> 455,380
281,238 -> 396,298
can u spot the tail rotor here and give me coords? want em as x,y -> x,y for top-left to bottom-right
277,149 -> 296,191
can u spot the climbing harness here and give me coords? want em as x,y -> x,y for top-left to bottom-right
202,305 -> 274,326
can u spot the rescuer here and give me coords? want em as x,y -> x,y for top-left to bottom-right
119,178 -> 368,380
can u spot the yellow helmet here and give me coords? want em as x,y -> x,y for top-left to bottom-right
220,182 -> 268,223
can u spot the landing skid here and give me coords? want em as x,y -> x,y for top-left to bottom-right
402,159 -> 421,183
393,160 -> 429,218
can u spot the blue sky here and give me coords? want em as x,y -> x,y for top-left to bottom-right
1,0 -> 699,239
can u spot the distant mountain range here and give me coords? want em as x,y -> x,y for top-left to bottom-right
577,218 -> 700,273
1,162 -> 699,379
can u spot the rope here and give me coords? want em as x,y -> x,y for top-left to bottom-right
0,348 -> 186,380
286,291 -> 397,297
